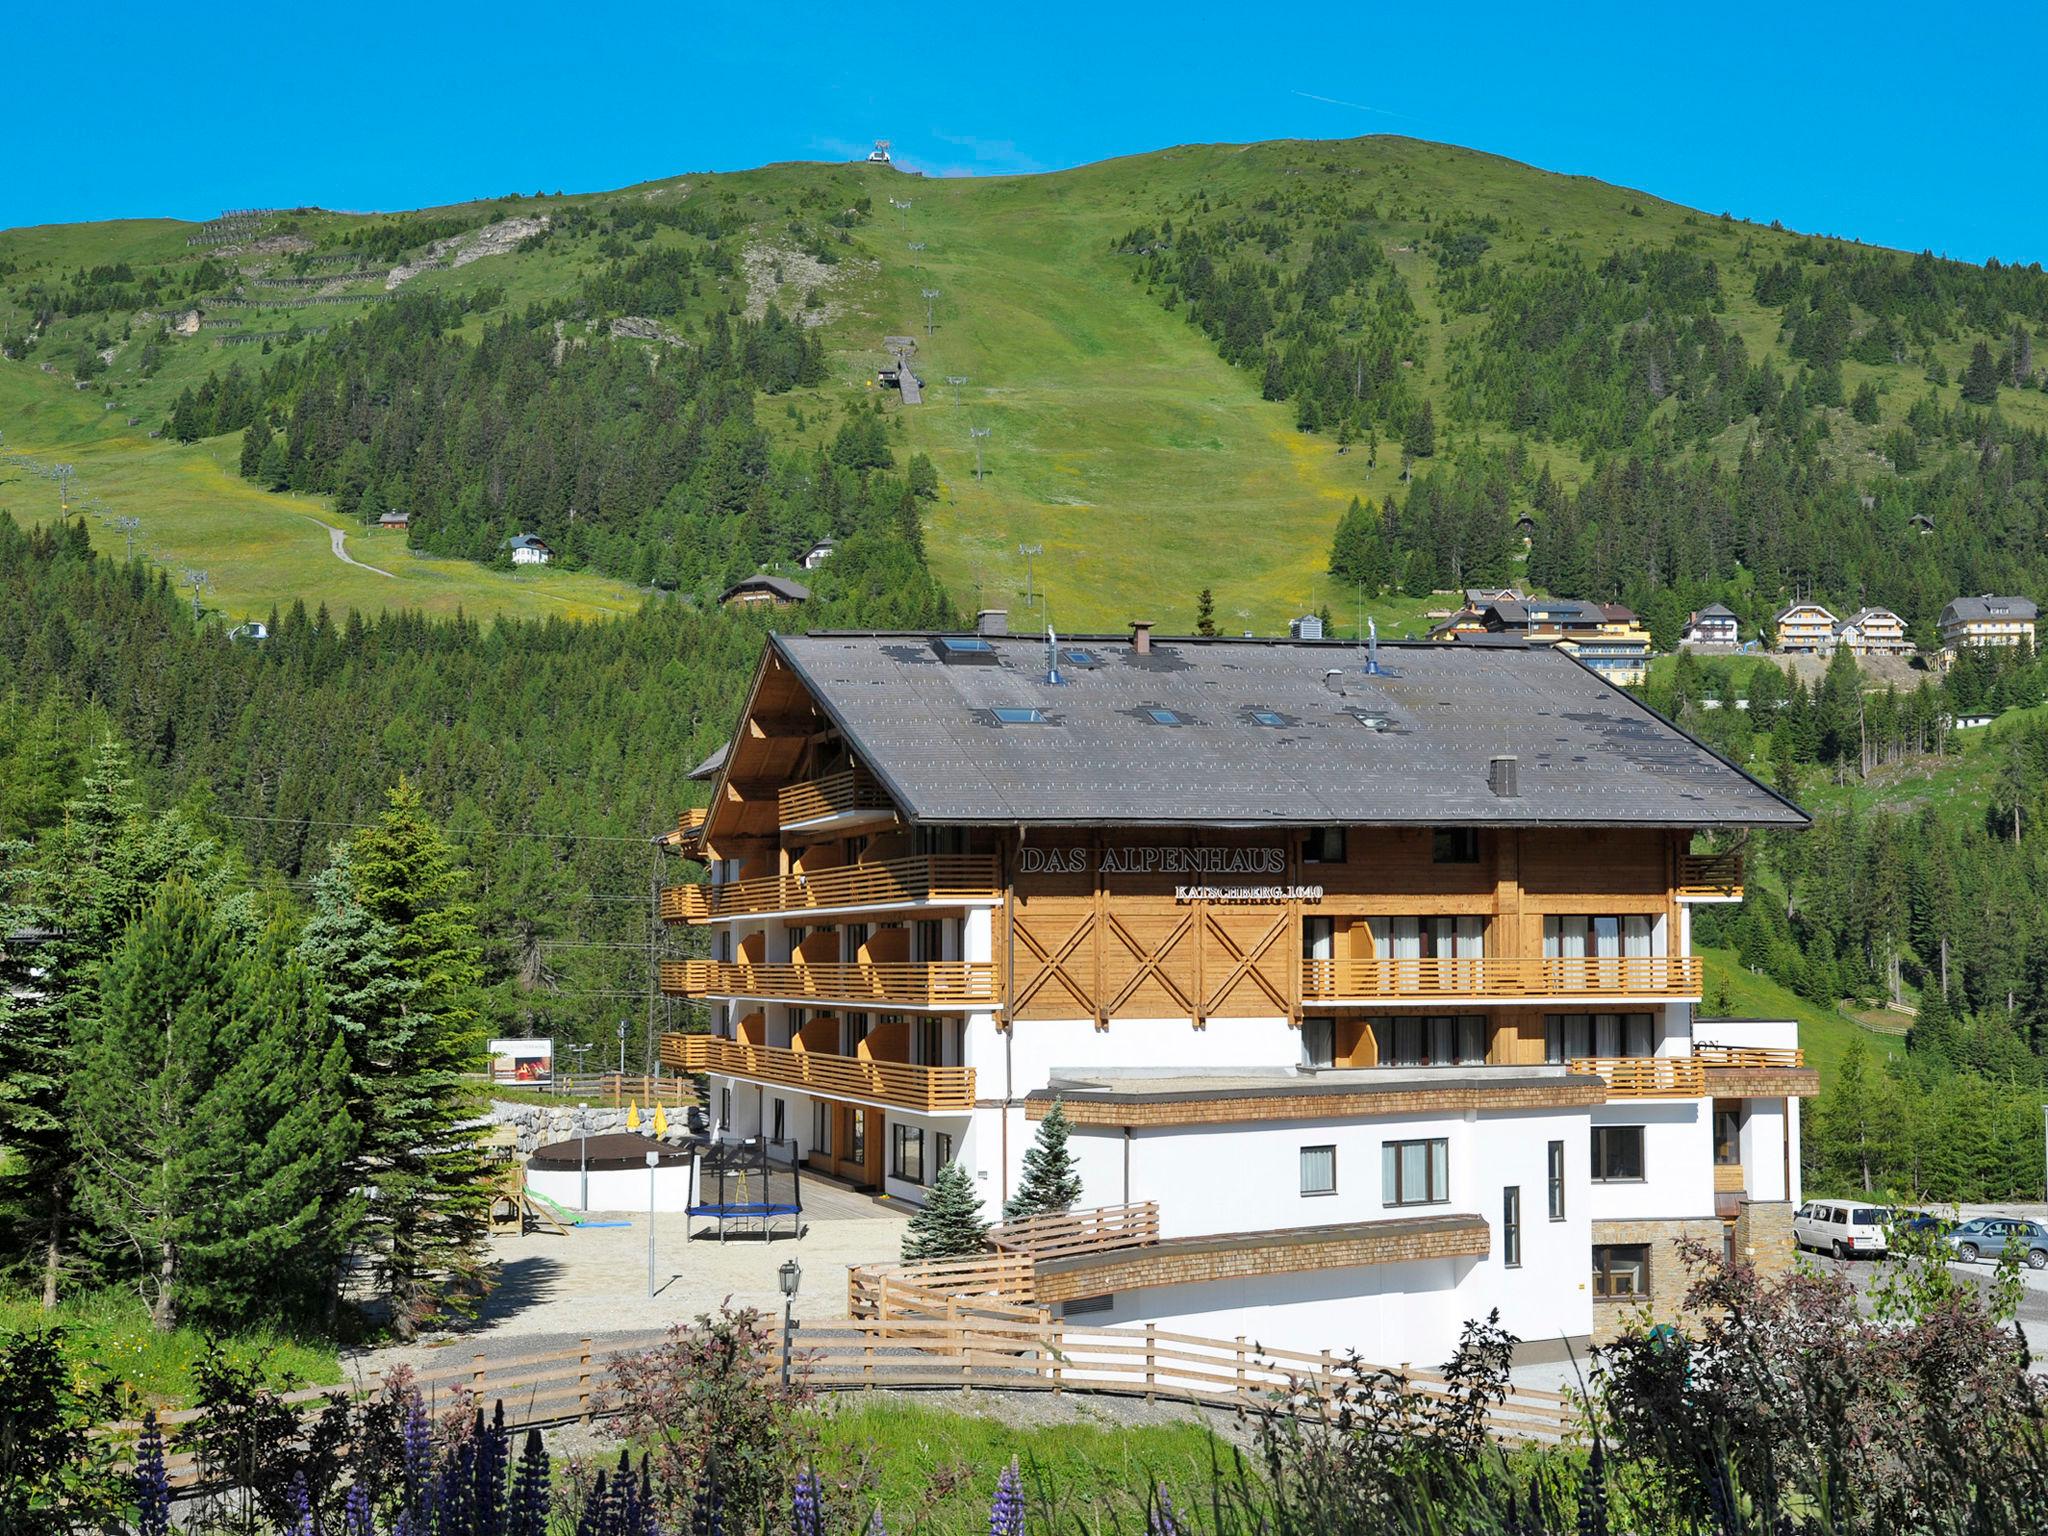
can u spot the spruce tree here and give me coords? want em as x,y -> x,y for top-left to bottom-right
257,433 -> 291,492
901,1161 -> 987,1261
1195,588 -> 1217,637
71,879 -> 242,1329
1003,1098 -> 1085,1221
1960,342 -> 2001,406
1404,400 -> 1436,459
239,417 -> 271,480
2,740 -> 229,1308
182,924 -> 358,1325
301,784 -> 494,1333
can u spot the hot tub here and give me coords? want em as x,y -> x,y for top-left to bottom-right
526,1132 -> 695,1213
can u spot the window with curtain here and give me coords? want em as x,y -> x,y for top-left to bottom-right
1300,1145 -> 1337,1195
1301,917 -> 1334,960
1375,1015 -> 1485,1067
1302,1017 -> 1337,1068
1368,916 -> 1484,960
1544,916 -> 1660,958
843,923 -> 869,963
1546,1013 -> 1652,1061
1382,1138 -> 1449,1205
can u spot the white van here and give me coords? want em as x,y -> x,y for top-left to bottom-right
1792,1201 -> 1891,1259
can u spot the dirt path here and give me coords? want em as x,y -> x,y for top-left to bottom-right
298,513 -> 395,577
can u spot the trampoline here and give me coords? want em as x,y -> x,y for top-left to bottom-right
687,1136 -> 803,1242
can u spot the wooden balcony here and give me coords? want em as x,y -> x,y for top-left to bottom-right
1677,852 -> 1744,902
661,855 -> 999,924
1301,955 -> 1702,1005
659,959 -> 999,1009
1568,1055 -> 1707,1098
778,768 -> 895,830
660,1032 -> 974,1113
1691,1044 -> 1803,1069
1692,1043 -> 1820,1098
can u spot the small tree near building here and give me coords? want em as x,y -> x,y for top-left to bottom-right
1004,1098 -> 1084,1221
901,1161 -> 986,1261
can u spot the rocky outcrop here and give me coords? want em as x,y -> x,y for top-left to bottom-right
608,315 -> 685,345
387,216 -> 549,290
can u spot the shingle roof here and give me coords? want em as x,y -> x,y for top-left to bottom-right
769,632 -> 1807,828
721,575 -> 811,603
1941,595 -> 2037,625
1696,603 -> 1735,618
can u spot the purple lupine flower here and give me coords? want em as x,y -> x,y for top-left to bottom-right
866,1511 -> 886,1536
135,1409 -> 171,1536
988,1457 -> 1024,1536
288,1474 -> 316,1536
509,1428 -> 550,1536
1147,1486 -> 1180,1536
345,1480 -> 375,1536
790,1465 -> 822,1536
400,1389 -> 433,1525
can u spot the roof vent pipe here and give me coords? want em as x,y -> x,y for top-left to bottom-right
977,609 -> 1009,636
1129,620 -> 1153,655
1488,755 -> 1520,798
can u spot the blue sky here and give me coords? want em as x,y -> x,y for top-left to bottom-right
13,2 -> 2044,263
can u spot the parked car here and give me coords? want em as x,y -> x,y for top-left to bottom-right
1890,1210 -> 1955,1241
1793,1201 -> 1892,1259
1945,1216 -> 2048,1266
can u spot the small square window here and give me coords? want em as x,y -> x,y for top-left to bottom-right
1300,1145 -> 1337,1196
1061,648 -> 1102,668
1146,708 -> 1186,726
1593,1243 -> 1649,1298
992,707 -> 1046,725
1591,1125 -> 1645,1182
1432,828 -> 1479,863
1303,826 -> 1347,863
1251,710 -> 1287,727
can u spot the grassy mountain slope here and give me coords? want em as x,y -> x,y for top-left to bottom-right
4,137 -> 2044,627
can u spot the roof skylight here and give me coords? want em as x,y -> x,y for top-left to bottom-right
992,706 -> 1047,725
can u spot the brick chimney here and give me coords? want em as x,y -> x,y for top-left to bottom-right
1129,620 -> 1154,655
976,608 -> 1009,636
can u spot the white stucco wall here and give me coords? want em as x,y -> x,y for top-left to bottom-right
1042,1104 -> 1593,1353
1738,1097 -> 1790,1202
1063,1256 -> 1487,1372
528,1162 -> 691,1213
1586,1099 -> 1714,1219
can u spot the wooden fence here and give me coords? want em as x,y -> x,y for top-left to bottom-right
481,1071 -> 701,1108
792,1316 -> 1579,1443
989,1201 -> 1160,1261
114,1313 -> 1579,1488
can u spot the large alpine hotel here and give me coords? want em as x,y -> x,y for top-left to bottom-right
659,620 -> 1815,1364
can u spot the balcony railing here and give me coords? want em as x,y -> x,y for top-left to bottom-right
778,768 -> 895,829
661,1032 -> 974,1113
1568,1055 -> 1707,1098
1301,955 -> 1702,1003
661,855 -> 1000,924
1692,1044 -> 1804,1070
659,959 -> 999,1009
1677,852 -> 1744,901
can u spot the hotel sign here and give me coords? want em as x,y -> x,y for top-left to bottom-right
1015,844 -> 1320,903
1017,845 -> 1286,875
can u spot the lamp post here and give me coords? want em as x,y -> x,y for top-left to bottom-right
617,1019 -> 629,1079
579,1102 -> 590,1212
777,1257 -> 802,1387
647,1149 -> 660,1299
